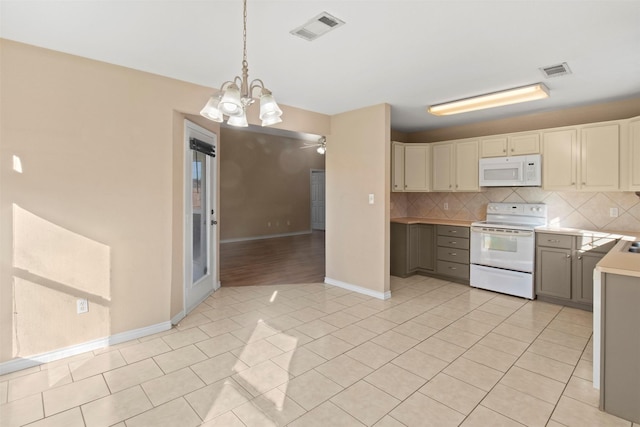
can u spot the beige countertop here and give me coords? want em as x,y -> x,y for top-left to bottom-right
596,240 -> 640,278
390,217 -> 474,227
535,227 -> 640,278
536,226 -> 640,240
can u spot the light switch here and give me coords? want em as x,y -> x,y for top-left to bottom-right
368,194 -> 374,205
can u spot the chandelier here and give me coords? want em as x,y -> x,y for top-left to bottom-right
200,0 -> 283,127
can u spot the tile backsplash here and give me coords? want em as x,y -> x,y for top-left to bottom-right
391,189 -> 640,232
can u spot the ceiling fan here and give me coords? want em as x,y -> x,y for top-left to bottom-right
300,136 -> 327,154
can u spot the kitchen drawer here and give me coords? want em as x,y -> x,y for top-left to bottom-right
436,260 -> 470,280
537,233 -> 572,249
437,247 -> 470,264
437,235 -> 470,250
437,225 -> 470,238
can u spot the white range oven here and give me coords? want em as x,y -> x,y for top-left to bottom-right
470,202 -> 547,299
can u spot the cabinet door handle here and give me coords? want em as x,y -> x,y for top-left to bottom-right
548,239 -> 560,243
449,241 -> 457,244
503,149 -> 506,153
566,254 -> 571,258
449,253 -> 457,256
449,230 -> 457,233
511,148 -> 514,152
582,182 -> 586,186
571,182 -> 575,185
577,256 -> 583,260
448,267 -> 457,270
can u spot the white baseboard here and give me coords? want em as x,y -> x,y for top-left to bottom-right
171,311 -> 186,325
324,277 -> 391,300
221,230 -> 312,244
0,321 -> 172,376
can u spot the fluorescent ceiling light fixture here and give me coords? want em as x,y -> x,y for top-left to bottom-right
427,83 -> 550,116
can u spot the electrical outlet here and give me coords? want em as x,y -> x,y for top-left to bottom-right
444,202 -> 449,210
77,298 -> 88,314
368,194 -> 375,205
609,207 -> 619,217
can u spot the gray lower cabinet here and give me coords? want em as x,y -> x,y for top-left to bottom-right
416,224 -> 436,271
391,223 -> 435,277
536,232 -> 616,310
391,222 -> 469,283
600,273 -> 640,423
435,225 -> 470,282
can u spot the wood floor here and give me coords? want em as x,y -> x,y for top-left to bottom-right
220,231 -> 325,286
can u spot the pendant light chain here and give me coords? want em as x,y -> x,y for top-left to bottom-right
242,0 -> 248,66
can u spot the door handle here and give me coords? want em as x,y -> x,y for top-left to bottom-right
211,220 -> 217,225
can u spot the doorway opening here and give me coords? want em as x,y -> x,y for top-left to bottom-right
218,126 -> 326,287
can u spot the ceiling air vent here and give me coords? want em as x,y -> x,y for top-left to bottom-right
540,62 -> 572,78
290,12 -> 345,41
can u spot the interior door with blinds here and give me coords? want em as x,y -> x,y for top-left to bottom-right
184,120 -> 217,315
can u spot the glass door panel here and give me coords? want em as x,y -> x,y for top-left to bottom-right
192,150 -> 208,283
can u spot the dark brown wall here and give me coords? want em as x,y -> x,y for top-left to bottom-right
219,128 -> 325,241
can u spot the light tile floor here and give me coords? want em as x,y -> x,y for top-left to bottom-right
1,276 -> 638,426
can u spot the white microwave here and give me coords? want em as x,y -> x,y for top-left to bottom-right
479,154 -> 542,187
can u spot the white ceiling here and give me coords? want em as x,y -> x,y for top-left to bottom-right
2,0 -> 640,133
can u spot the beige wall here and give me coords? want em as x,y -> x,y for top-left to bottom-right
326,104 -> 391,296
219,128 -> 325,241
0,39 -> 330,365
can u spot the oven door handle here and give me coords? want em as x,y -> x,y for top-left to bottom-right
471,226 -> 533,237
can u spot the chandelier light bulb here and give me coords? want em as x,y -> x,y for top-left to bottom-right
219,84 -> 243,117
199,96 -> 224,122
227,110 -> 249,127
261,113 -> 282,126
259,90 -> 283,120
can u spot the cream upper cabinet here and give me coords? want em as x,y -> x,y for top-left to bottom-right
481,133 -> 540,157
480,137 -> 508,157
432,140 -> 479,191
392,142 -> 405,192
404,144 -> 431,191
542,129 -> 578,190
543,124 -> 620,191
509,133 -> 540,156
432,142 -> 454,191
628,118 -> 640,191
580,124 -> 619,191
455,139 -> 479,191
